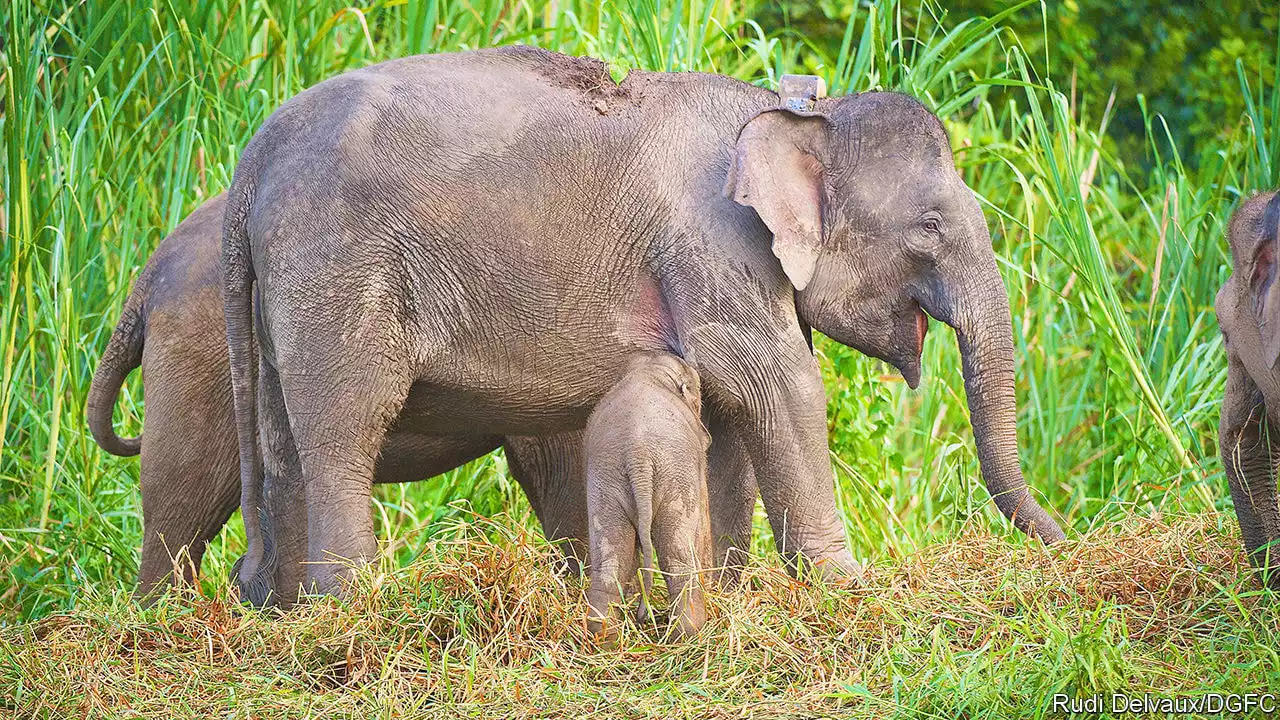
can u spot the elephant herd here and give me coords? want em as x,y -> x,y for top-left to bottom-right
84,46 -> 1278,639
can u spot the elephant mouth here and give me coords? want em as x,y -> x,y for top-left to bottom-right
822,299 -> 929,389
890,302 -> 927,390
915,305 -> 929,357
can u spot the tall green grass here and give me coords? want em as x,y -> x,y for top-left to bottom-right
1,0 -> 1276,622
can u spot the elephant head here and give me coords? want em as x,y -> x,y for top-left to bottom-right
725,90 -> 1065,544
1223,191 -> 1280,368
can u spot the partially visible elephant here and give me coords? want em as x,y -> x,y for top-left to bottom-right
1216,189 -> 1280,589
222,47 -> 1064,599
85,194 -> 587,599
585,351 -> 713,640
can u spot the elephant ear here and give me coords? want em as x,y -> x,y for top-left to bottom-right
724,109 -> 831,291
1253,192 -> 1280,368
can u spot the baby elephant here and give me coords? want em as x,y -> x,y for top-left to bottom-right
1217,190 -> 1280,589
585,351 -> 713,641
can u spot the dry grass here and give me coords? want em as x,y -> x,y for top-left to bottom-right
3,513 -> 1276,718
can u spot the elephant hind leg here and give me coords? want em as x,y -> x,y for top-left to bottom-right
135,340 -> 241,601
586,522 -> 638,642
650,461 -> 713,640
275,335 -> 413,598
586,461 -> 640,643
137,470 -> 238,602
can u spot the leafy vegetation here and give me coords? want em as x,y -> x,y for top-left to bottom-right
2,0 -> 1278,714
768,0 -> 1280,170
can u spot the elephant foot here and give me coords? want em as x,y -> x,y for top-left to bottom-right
303,559 -> 366,600
661,612 -> 704,642
664,582 -> 707,641
789,549 -> 867,587
710,545 -> 752,589
587,578 -> 709,646
586,599 -> 624,647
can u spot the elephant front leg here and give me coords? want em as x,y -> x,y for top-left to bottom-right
704,411 -> 758,586
651,458 -> 714,640
1220,359 -> 1280,589
137,455 -> 240,601
689,325 -> 858,580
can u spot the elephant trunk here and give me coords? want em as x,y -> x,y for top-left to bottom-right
949,268 -> 1066,544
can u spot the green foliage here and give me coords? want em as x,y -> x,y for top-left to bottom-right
763,0 -> 1279,171
1030,0 -> 1277,169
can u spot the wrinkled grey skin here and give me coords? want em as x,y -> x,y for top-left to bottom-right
223,47 -> 1063,600
85,194 -> 587,598
1215,190 -> 1280,589
87,193 -> 762,603
585,352 -> 712,640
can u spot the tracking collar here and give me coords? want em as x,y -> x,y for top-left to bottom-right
778,74 -> 827,113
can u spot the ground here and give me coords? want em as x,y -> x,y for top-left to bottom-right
3,513 -> 1275,719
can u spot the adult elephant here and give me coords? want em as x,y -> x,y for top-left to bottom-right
223,47 -> 1064,599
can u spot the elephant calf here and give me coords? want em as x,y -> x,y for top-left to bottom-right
1216,189 -> 1280,589
585,352 -> 713,640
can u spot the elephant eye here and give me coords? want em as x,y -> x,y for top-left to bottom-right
922,217 -> 942,235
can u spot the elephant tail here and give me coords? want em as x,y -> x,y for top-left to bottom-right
85,267 -> 152,456
633,460 -> 657,597
223,174 -> 268,586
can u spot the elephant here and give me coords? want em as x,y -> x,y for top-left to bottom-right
85,193 -> 589,599
585,351 -> 713,640
1215,189 -> 1280,589
221,46 -> 1064,599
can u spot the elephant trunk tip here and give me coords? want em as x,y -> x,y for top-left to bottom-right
992,488 -> 1067,545
1024,517 -> 1067,545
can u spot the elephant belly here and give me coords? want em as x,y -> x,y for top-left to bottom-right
395,382 -> 594,436
373,430 -> 501,484
397,266 -> 680,436
397,336 -> 640,436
